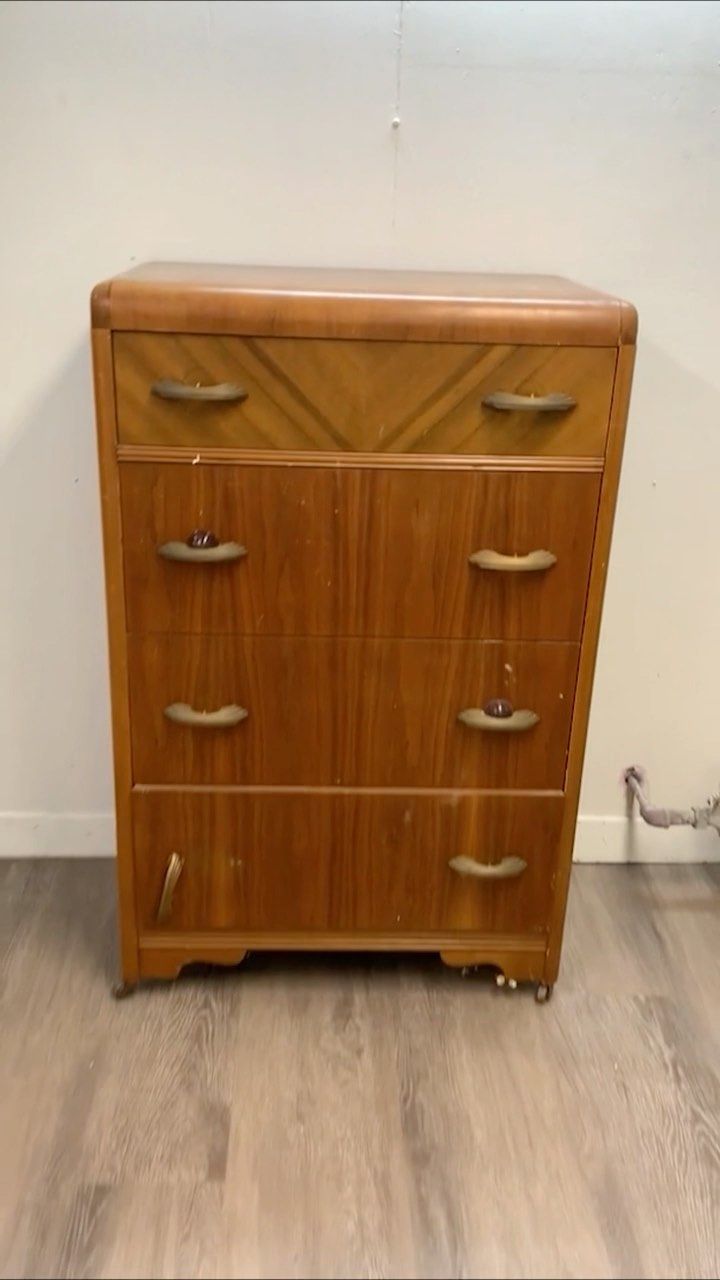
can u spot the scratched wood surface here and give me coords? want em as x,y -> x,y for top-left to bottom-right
2,859 -> 719,1280
120,463 -> 601,642
128,636 -> 578,788
131,791 -> 563,937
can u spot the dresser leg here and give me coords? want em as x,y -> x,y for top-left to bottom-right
112,980 -> 137,1000
535,982 -> 553,1004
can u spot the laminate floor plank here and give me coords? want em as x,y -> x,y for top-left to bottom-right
221,958 -> 419,1279
1,860 -> 719,1280
641,864 -> 720,1056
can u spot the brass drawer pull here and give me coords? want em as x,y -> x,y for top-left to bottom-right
158,529 -> 247,564
156,851 -> 184,923
469,548 -> 557,573
449,854 -> 527,880
482,391 -> 576,412
151,378 -> 248,403
164,703 -> 248,728
458,699 -> 539,732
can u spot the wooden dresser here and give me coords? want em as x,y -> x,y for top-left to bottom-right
91,264 -> 636,999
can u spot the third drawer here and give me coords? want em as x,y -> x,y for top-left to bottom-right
128,635 -> 579,788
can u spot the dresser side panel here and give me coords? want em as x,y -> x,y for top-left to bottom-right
545,344 -> 635,983
92,326 -> 139,984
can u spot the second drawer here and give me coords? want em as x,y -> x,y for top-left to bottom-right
129,635 -> 579,788
121,463 -> 601,641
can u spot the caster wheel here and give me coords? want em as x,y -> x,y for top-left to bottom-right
112,981 -> 136,1000
535,983 -> 553,1004
495,974 -> 518,990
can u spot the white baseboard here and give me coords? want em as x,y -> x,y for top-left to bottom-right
0,810 -> 718,863
0,811 -> 115,857
573,814 -> 720,863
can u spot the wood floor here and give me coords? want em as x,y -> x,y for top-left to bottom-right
1,860 -> 719,1280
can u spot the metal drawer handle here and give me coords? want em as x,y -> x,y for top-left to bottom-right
158,532 -> 247,563
156,852 -> 184,923
164,703 -> 248,728
482,391 -> 576,412
151,378 -> 248,403
469,549 -> 557,573
458,700 -> 539,732
449,854 -> 527,880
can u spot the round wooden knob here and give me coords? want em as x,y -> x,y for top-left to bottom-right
483,698 -> 514,719
186,529 -> 219,549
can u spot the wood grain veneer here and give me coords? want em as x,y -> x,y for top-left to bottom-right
93,263 -> 637,345
91,264 -> 636,994
132,790 -> 563,937
128,635 -> 579,790
114,333 -> 616,455
120,464 -> 601,641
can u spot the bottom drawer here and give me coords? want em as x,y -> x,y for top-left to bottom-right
133,791 -> 563,936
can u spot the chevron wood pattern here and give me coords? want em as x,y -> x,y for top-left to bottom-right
114,333 -> 616,456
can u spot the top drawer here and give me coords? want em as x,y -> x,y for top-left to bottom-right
114,334 -> 616,456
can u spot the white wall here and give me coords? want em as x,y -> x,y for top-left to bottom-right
1,0 -> 718,860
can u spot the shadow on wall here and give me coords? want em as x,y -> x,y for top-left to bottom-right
0,342 -> 114,829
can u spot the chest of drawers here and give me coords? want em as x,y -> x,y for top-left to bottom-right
91,264 -> 636,998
